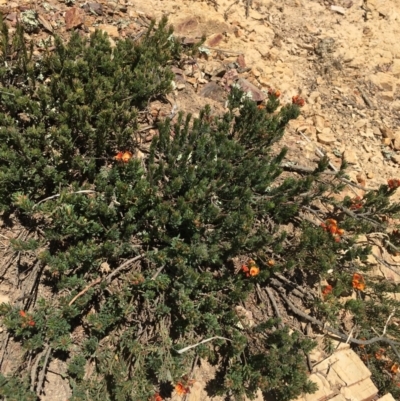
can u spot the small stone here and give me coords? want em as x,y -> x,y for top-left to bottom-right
82,2 -> 103,15
392,139 -> 400,151
236,54 -> 246,68
313,115 -> 325,132
343,149 -> 358,164
317,130 -> 336,145
391,154 -> 400,164
369,72 -> 396,92
206,33 -> 223,48
356,173 -> 366,187
236,78 -> 265,102
98,24 -> 119,38
65,7 -> 84,30
366,171 -> 374,179
392,59 -> 400,78
372,126 -> 381,136
380,126 -> 394,139
331,5 -> 346,15
354,119 -> 367,129
380,91 -> 395,101
382,138 -> 392,146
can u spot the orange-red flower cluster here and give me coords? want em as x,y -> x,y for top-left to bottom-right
292,95 -> 305,107
388,179 -> 400,189
19,310 -> 35,327
352,273 -> 365,291
115,151 -> 133,163
322,284 -> 333,298
349,196 -> 363,210
268,88 -> 281,98
153,393 -> 162,401
241,259 -> 260,277
175,378 -> 195,396
321,219 -> 344,242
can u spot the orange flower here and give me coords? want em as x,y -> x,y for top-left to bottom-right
241,265 -> 249,273
322,284 -> 333,297
336,228 -> 345,236
267,260 -> 275,267
391,363 -> 399,373
28,319 -> 35,327
329,225 -> 338,234
257,104 -> 266,110
115,151 -> 124,161
115,151 -> 133,163
19,310 -> 27,318
122,151 -> 133,162
175,383 -> 189,396
154,393 -> 163,401
249,266 -> 260,276
292,95 -> 305,107
352,273 -> 366,291
388,179 -> 400,189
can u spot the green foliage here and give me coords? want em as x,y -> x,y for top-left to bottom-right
1,15 -> 400,401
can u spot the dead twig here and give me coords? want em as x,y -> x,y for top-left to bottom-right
245,0 -> 252,18
175,336 -> 232,354
151,264 -> 165,280
382,308 -> 396,336
36,346 -> 52,396
223,0 -> 239,20
263,285 -> 283,327
273,285 -> 400,361
30,345 -> 49,392
0,333 -> 10,370
281,163 -> 373,191
105,254 -> 145,283
68,278 -> 102,306
34,190 -> 96,208
356,85 -> 375,109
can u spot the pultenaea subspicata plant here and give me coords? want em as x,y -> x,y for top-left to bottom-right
1,14 -> 400,401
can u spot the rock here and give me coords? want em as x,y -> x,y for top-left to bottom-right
65,7 -> 84,30
236,78 -> 265,102
392,59 -> 400,79
206,33 -> 223,47
392,132 -> 400,151
37,14 -> 53,32
354,119 -> 367,129
82,2 -> 103,15
236,54 -> 246,68
343,149 -> 358,164
391,154 -> 400,164
380,126 -> 394,139
317,129 -> 336,145
331,5 -> 346,15
369,72 -> 396,92
0,293 -> 9,304
381,91 -> 396,101
174,16 -> 199,36
98,24 -> 119,38
313,115 -> 325,132
199,82 -> 226,103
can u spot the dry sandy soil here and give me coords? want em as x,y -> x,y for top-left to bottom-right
1,0 -> 400,400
